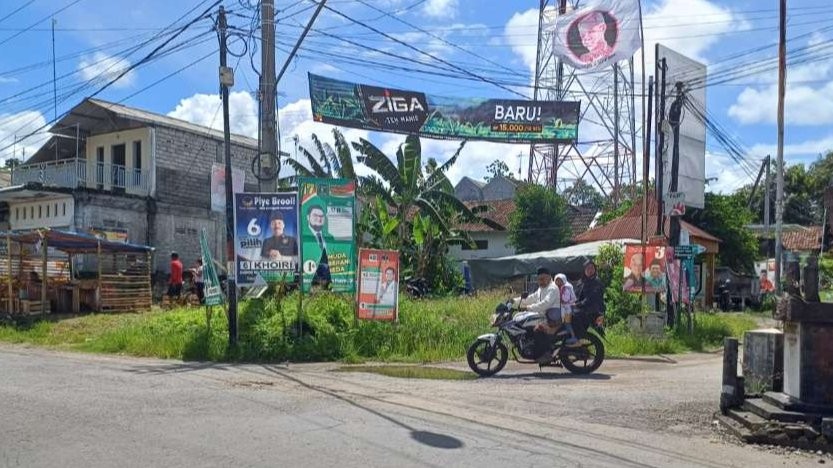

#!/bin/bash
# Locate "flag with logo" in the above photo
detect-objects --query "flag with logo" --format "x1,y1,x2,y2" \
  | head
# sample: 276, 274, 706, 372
199, 230, 223, 306
548, 0, 642, 71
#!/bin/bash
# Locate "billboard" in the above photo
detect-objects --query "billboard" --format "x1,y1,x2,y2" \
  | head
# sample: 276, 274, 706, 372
357, 249, 399, 321
298, 178, 356, 293
309, 73, 580, 143
89, 227, 128, 243
623, 244, 667, 294
658, 44, 706, 209
211, 163, 245, 212
233, 192, 298, 287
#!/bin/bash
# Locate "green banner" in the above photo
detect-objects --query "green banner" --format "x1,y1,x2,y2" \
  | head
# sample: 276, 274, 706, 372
200, 230, 223, 306
298, 178, 357, 293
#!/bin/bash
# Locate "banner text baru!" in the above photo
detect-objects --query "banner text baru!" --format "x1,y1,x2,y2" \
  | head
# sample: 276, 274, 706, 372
299, 178, 356, 293
309, 73, 580, 144
233, 192, 298, 287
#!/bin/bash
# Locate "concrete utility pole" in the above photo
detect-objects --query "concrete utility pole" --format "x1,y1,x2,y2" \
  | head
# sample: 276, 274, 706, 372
259, 0, 277, 191
775, 0, 787, 294
218, 6, 238, 347
764, 155, 771, 244
667, 81, 685, 328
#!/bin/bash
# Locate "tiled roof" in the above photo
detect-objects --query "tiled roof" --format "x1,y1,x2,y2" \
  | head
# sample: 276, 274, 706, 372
568, 206, 598, 238
782, 226, 823, 251
458, 199, 514, 232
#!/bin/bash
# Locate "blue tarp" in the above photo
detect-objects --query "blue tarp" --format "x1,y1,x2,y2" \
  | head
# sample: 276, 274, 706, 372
3, 229, 153, 254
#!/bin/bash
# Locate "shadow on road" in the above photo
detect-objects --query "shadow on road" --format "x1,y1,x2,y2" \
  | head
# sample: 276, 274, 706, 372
124, 361, 240, 375
488, 371, 613, 380
259, 365, 465, 451
607, 355, 678, 364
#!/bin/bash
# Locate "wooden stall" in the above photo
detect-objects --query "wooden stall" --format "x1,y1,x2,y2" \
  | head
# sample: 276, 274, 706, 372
0, 229, 154, 316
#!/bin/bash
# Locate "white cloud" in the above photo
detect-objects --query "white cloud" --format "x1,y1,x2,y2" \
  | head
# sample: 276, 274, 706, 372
0, 76, 18, 84
749, 135, 833, 160
78, 52, 136, 88
0, 110, 49, 163
168, 91, 259, 138
423, 0, 459, 19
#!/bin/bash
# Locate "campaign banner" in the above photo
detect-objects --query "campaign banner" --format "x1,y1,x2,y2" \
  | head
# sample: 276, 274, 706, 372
199, 229, 223, 306
298, 177, 356, 293
233, 192, 298, 287
89, 227, 128, 243
309, 73, 580, 143
211, 163, 245, 212
623, 244, 667, 294
357, 249, 399, 321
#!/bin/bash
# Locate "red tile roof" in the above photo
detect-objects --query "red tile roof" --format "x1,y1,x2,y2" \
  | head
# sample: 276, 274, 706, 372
458, 199, 514, 232
782, 226, 823, 251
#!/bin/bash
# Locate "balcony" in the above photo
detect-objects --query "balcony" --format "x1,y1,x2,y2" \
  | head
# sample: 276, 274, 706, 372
12, 159, 152, 197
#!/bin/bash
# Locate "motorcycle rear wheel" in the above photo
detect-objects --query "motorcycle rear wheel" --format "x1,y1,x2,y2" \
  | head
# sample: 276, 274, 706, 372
466, 339, 508, 377
560, 333, 604, 375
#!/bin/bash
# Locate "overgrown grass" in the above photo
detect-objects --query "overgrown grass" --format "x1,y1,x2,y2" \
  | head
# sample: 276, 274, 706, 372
0, 291, 760, 363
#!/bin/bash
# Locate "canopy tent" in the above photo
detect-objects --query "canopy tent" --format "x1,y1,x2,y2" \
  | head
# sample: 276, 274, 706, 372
467, 239, 638, 289
4, 229, 152, 254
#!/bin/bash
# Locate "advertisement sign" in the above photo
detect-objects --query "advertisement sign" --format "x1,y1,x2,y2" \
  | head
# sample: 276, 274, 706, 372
211, 163, 245, 212
89, 227, 128, 243
666, 247, 690, 305
298, 177, 356, 293
199, 229, 223, 306
233, 192, 298, 287
357, 249, 399, 321
755, 259, 776, 294
309, 73, 580, 143
665, 192, 686, 216
623, 244, 667, 294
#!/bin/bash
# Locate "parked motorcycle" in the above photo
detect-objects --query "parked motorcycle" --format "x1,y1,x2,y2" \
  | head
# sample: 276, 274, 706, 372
466, 299, 605, 377
404, 276, 430, 298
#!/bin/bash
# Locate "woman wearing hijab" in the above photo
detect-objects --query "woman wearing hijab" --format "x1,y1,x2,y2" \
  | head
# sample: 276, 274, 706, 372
555, 273, 578, 346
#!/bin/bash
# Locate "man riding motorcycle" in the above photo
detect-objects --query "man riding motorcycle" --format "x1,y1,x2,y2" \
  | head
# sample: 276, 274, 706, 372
512, 267, 561, 364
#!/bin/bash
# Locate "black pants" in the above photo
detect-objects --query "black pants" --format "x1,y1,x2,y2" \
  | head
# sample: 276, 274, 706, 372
196, 282, 205, 303
533, 329, 551, 358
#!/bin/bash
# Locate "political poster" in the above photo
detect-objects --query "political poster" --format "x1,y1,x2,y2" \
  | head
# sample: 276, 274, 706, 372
357, 249, 399, 321
623, 244, 667, 294
309, 73, 580, 143
211, 163, 245, 212
199, 229, 223, 306
233, 192, 298, 287
298, 177, 356, 293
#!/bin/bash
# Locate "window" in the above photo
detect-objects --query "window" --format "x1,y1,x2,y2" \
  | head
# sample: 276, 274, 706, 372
46, 205, 50, 217
54, 203, 58, 217
15, 208, 19, 221
29, 207, 33, 219
38, 205, 42, 218
133, 141, 142, 170
96, 147, 105, 188
462, 240, 489, 251
62, 203, 66, 217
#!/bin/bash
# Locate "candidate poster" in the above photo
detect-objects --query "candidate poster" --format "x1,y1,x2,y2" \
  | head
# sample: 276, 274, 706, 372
211, 163, 245, 212
357, 249, 399, 321
199, 229, 223, 306
298, 177, 356, 293
309, 73, 579, 143
233, 192, 298, 287
623, 244, 667, 294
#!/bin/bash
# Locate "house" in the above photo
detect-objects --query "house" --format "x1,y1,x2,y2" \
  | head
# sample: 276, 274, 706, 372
454, 175, 518, 202
3, 98, 259, 286
746, 224, 824, 258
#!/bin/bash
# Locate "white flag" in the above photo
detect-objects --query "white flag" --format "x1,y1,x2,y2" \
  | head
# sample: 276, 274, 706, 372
549, 0, 642, 71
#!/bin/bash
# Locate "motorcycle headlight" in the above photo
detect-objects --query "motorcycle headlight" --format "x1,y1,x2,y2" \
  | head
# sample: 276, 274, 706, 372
490, 313, 501, 326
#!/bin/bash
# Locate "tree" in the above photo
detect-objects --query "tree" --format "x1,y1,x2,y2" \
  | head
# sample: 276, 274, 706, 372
508, 184, 571, 254
562, 179, 604, 209
279, 129, 356, 186
684, 192, 758, 272
595, 243, 643, 325
484, 159, 513, 182
4, 158, 21, 169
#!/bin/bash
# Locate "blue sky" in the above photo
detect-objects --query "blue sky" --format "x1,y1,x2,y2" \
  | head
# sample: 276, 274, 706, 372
1, 0, 832, 194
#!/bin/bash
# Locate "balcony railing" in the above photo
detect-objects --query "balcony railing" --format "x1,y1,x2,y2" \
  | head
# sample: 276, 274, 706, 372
12, 159, 151, 196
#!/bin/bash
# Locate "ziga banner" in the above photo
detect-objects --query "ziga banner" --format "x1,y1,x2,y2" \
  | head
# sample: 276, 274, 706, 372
548, 0, 642, 71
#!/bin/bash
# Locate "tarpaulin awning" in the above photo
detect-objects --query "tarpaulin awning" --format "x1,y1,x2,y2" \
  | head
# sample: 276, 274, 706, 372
467, 239, 637, 289
3, 229, 153, 254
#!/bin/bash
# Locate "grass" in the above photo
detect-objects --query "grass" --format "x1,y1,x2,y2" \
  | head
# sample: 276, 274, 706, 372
334, 365, 476, 380
0, 291, 761, 363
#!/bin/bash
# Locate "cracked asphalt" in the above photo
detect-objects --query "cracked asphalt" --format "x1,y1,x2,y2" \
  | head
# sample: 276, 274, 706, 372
0, 344, 827, 467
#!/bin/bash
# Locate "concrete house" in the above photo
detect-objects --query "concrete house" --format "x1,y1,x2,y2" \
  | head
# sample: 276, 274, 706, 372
4, 98, 259, 284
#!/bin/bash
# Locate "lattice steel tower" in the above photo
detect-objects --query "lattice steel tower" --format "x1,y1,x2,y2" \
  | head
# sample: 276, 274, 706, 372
529, 0, 638, 201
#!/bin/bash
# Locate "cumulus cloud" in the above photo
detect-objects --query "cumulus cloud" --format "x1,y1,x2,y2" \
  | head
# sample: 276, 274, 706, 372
168, 91, 259, 138
0, 110, 49, 164
78, 52, 136, 88
423, 0, 459, 19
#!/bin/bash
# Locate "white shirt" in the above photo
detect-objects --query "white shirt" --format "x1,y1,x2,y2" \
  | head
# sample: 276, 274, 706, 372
376, 281, 397, 306
515, 281, 560, 313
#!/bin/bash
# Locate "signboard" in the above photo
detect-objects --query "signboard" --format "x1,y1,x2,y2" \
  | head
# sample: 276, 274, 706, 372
199, 229, 223, 306
665, 192, 685, 216
233, 192, 298, 287
309, 73, 580, 143
298, 178, 356, 293
674, 245, 695, 258
357, 249, 399, 321
211, 163, 245, 212
89, 227, 128, 243
623, 244, 667, 294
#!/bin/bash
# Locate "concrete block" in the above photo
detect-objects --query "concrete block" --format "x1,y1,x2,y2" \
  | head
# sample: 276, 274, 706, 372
743, 328, 784, 395
627, 312, 666, 337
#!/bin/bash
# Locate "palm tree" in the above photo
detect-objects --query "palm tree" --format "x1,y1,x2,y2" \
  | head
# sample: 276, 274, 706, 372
279, 129, 356, 185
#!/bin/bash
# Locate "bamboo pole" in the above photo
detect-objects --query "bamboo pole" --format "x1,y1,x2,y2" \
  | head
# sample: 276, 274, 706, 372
41, 233, 48, 314
97, 240, 102, 313
6, 234, 12, 314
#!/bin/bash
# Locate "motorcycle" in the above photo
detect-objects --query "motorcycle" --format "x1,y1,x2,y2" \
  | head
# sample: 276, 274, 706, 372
404, 276, 430, 298
466, 298, 606, 377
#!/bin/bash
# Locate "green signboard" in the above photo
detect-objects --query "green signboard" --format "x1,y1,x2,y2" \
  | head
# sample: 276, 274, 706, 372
309, 73, 580, 143
199, 229, 223, 306
298, 177, 357, 292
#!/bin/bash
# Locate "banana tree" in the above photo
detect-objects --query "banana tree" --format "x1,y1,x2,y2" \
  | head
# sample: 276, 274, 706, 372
278, 129, 357, 186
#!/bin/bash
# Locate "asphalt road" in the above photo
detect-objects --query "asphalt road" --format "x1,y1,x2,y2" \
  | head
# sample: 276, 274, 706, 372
0, 345, 827, 468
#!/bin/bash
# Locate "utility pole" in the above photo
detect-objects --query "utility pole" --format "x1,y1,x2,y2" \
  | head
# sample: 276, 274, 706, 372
655, 54, 667, 239
259, 0, 277, 191
764, 155, 771, 250
775, 0, 787, 295
218, 6, 238, 347
52, 18, 58, 162
667, 81, 685, 328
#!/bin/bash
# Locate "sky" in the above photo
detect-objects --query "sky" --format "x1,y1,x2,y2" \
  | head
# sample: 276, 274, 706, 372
1, 0, 832, 196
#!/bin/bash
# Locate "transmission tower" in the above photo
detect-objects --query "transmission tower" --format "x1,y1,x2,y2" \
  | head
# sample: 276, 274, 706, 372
529, 0, 638, 202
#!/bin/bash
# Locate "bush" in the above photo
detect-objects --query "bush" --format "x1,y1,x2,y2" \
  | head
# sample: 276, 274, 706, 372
595, 243, 643, 325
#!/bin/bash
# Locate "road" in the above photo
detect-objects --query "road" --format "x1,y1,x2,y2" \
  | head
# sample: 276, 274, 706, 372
0, 345, 827, 468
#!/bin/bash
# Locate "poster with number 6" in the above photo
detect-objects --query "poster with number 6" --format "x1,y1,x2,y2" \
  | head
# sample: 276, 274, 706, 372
233, 192, 298, 287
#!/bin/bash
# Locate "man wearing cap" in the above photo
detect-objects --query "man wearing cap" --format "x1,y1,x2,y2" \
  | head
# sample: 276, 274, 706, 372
512, 267, 561, 363
260, 211, 298, 261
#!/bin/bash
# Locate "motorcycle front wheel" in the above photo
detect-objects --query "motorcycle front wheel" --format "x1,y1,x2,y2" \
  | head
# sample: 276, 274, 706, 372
466, 339, 508, 377
560, 332, 605, 375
